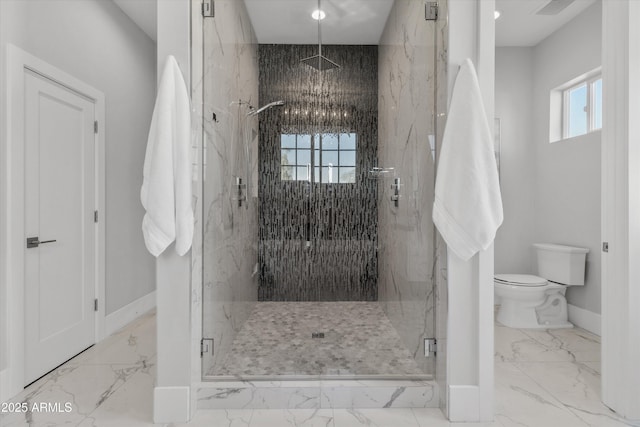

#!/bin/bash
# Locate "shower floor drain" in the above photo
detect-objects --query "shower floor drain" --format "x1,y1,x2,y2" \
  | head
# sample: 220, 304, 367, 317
311, 332, 325, 339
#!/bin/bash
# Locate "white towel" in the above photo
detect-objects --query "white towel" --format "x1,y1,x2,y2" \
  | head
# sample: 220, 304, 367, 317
141, 55, 194, 257
433, 59, 503, 261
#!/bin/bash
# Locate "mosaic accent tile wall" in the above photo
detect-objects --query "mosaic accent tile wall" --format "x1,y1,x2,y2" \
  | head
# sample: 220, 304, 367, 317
257, 45, 379, 301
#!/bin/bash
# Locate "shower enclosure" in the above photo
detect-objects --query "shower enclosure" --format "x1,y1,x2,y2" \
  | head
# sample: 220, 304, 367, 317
196, 0, 448, 385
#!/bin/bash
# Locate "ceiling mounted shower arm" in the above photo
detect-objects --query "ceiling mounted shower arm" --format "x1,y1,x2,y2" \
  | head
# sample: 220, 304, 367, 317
317, 0, 322, 66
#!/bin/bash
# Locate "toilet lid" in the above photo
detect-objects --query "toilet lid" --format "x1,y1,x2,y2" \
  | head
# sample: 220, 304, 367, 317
495, 274, 547, 287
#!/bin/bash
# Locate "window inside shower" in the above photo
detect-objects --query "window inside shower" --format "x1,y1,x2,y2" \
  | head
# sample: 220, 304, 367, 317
281, 132, 357, 183
196, 0, 448, 382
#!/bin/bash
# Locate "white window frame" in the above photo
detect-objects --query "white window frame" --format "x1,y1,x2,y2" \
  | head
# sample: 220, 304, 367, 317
562, 73, 602, 139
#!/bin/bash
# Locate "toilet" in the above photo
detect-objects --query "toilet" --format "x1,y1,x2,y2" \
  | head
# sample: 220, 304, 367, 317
495, 243, 589, 329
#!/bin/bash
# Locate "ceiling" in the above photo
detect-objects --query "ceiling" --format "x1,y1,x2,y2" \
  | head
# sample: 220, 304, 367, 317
243, 0, 394, 45
495, 0, 597, 47
113, 0, 157, 42
114, 0, 597, 48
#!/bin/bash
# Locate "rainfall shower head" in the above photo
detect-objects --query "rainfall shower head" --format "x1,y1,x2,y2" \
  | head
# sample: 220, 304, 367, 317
300, 55, 340, 72
300, 0, 340, 71
247, 100, 285, 116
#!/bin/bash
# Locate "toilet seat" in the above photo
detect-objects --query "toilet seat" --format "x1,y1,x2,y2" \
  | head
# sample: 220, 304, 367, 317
495, 274, 547, 287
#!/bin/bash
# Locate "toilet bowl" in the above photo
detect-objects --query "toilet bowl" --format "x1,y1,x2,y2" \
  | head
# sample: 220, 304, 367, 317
495, 243, 589, 329
494, 274, 572, 329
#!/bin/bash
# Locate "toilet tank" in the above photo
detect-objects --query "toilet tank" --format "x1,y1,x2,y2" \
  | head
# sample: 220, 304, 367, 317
533, 243, 589, 286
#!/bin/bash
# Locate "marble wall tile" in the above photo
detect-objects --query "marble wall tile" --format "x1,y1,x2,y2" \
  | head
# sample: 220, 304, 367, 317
197, 379, 438, 410
201, 0, 260, 377
377, 0, 443, 376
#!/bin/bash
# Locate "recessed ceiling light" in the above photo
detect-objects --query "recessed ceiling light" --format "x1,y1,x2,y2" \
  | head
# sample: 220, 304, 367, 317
494, 10, 501, 20
311, 9, 326, 20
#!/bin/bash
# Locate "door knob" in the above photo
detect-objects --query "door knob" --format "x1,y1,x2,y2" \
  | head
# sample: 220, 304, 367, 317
26, 237, 57, 248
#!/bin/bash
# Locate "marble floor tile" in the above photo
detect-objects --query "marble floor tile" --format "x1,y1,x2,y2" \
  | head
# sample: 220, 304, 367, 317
494, 326, 575, 363
175, 409, 253, 427
413, 408, 503, 427
519, 328, 600, 362
514, 362, 638, 426
249, 409, 335, 427
4, 308, 630, 427
493, 362, 588, 426
332, 408, 420, 427
70, 311, 157, 366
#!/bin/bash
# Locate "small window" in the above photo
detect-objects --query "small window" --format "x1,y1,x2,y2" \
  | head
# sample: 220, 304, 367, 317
563, 75, 602, 139
280, 132, 357, 183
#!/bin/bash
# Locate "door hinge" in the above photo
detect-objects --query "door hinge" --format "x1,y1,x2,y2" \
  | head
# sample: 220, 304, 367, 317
424, 338, 437, 357
94, 299, 98, 312
94, 210, 99, 223
425, 2, 438, 21
202, 0, 214, 17
94, 120, 98, 134
603, 242, 609, 252
201, 338, 214, 357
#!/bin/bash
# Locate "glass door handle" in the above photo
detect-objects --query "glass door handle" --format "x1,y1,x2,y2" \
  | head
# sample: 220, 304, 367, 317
26, 237, 57, 248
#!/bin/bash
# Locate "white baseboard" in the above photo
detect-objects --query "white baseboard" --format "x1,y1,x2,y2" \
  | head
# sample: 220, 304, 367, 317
154, 386, 191, 423
568, 304, 601, 336
105, 291, 156, 337
447, 385, 480, 422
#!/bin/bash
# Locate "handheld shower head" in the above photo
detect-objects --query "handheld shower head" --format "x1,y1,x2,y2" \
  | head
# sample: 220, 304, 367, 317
247, 100, 285, 116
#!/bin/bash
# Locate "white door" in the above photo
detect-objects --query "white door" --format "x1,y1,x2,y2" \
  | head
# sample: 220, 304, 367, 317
24, 69, 96, 385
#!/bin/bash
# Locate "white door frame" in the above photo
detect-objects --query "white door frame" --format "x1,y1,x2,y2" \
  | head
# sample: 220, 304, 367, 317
1, 44, 106, 401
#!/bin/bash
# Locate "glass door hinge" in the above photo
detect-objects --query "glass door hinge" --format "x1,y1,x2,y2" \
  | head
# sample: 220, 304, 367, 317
425, 2, 438, 21
424, 338, 437, 357
202, 0, 214, 17
201, 338, 214, 357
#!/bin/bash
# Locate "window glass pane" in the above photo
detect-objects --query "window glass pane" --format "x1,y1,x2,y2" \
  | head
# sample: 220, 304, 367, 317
339, 167, 356, 183
296, 166, 309, 181
298, 134, 311, 149
322, 133, 339, 150
314, 167, 321, 183
321, 150, 339, 166
314, 149, 320, 166
340, 133, 356, 149
281, 134, 296, 148
281, 166, 295, 181
321, 166, 331, 183
593, 78, 602, 130
281, 149, 295, 166
340, 150, 356, 166
568, 83, 588, 137
297, 149, 311, 165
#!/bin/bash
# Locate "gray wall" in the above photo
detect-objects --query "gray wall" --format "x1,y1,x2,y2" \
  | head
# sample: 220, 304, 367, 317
495, 2, 602, 314
494, 48, 537, 275
533, 2, 601, 314
1, 0, 157, 315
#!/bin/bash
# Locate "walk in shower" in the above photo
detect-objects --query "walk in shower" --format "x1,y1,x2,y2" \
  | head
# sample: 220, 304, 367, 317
195, 0, 448, 387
